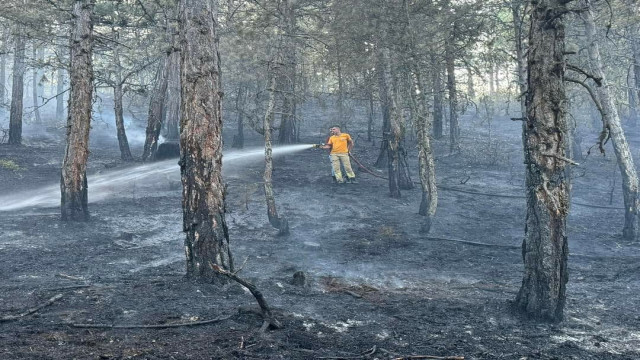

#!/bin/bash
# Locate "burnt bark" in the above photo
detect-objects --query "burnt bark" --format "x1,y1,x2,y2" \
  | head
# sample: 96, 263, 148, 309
179, 0, 234, 281
377, 43, 401, 198
432, 54, 444, 139
277, 0, 297, 144
56, 66, 66, 122
9, 24, 26, 145
32, 45, 42, 124
0, 31, 6, 106
581, 2, 639, 240
164, 41, 180, 141
231, 84, 245, 149
264, 72, 289, 235
515, 0, 570, 322
113, 43, 133, 161
142, 54, 170, 161
404, 1, 437, 233
446, 41, 459, 153
633, 39, 640, 109
60, 0, 94, 221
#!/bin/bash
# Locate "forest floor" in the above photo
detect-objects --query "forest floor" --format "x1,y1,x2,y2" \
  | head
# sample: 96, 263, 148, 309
0, 113, 639, 360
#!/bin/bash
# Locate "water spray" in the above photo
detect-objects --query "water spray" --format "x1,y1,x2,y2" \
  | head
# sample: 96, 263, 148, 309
0, 144, 316, 212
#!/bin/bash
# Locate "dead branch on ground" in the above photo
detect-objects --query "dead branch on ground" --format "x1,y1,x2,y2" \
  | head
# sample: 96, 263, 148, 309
0, 294, 63, 322
209, 262, 282, 331
70, 315, 232, 329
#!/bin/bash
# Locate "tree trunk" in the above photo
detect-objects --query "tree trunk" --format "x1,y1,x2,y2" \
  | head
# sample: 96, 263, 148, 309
374, 44, 391, 169
412, 69, 437, 233
8, 24, 26, 145
378, 44, 401, 198
0, 34, 6, 106
164, 49, 180, 141
264, 72, 289, 235
179, 0, 234, 281
32, 45, 42, 124
467, 67, 475, 100
60, 0, 94, 221
56, 67, 66, 122
367, 79, 374, 142
432, 54, 444, 139
231, 84, 245, 149
404, 0, 436, 232
142, 55, 170, 161
336, 40, 344, 126
511, 0, 526, 119
632, 39, 640, 126
277, 0, 297, 144
446, 41, 459, 153
113, 44, 133, 161
581, 2, 639, 240
515, 0, 570, 322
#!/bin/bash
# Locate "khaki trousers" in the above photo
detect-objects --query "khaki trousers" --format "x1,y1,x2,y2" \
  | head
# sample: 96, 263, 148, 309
330, 153, 355, 182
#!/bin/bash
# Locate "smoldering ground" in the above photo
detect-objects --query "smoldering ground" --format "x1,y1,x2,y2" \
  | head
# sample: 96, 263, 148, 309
1, 105, 639, 359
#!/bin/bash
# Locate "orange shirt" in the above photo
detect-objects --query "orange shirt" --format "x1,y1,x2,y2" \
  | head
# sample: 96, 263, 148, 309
327, 133, 352, 154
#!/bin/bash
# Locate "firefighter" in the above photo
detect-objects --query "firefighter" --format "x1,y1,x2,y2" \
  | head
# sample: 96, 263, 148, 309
320, 126, 357, 184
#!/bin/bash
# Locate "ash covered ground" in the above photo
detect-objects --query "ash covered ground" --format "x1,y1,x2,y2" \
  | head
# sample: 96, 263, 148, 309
1, 110, 639, 359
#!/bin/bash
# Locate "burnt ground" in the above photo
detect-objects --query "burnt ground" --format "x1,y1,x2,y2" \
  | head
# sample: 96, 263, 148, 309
1, 112, 639, 360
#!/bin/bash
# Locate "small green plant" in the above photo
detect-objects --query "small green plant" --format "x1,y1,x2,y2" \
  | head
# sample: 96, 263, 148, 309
0, 159, 23, 171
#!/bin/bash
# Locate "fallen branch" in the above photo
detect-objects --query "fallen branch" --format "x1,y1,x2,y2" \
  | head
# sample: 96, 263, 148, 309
318, 345, 378, 359
70, 315, 231, 329
393, 355, 464, 360
209, 262, 282, 331
0, 294, 63, 322
426, 236, 520, 249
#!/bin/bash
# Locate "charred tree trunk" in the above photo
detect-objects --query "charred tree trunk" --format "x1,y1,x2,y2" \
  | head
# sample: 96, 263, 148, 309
515, 0, 570, 322
511, 0, 526, 119
60, 0, 94, 221
164, 49, 180, 141
232, 84, 245, 149
581, 2, 639, 240
374, 45, 391, 169
367, 78, 374, 142
432, 54, 444, 139
336, 40, 344, 126
632, 40, 640, 126
467, 67, 475, 100
9, 25, 26, 145
405, 0, 436, 232
0, 31, 6, 106
56, 68, 66, 122
113, 44, 133, 161
277, 0, 297, 144
412, 69, 438, 233
142, 55, 170, 161
446, 41, 459, 153
179, 0, 234, 281
32, 45, 42, 124
378, 44, 401, 198
0, 51, 5, 106
264, 72, 289, 235
56, 33, 66, 122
